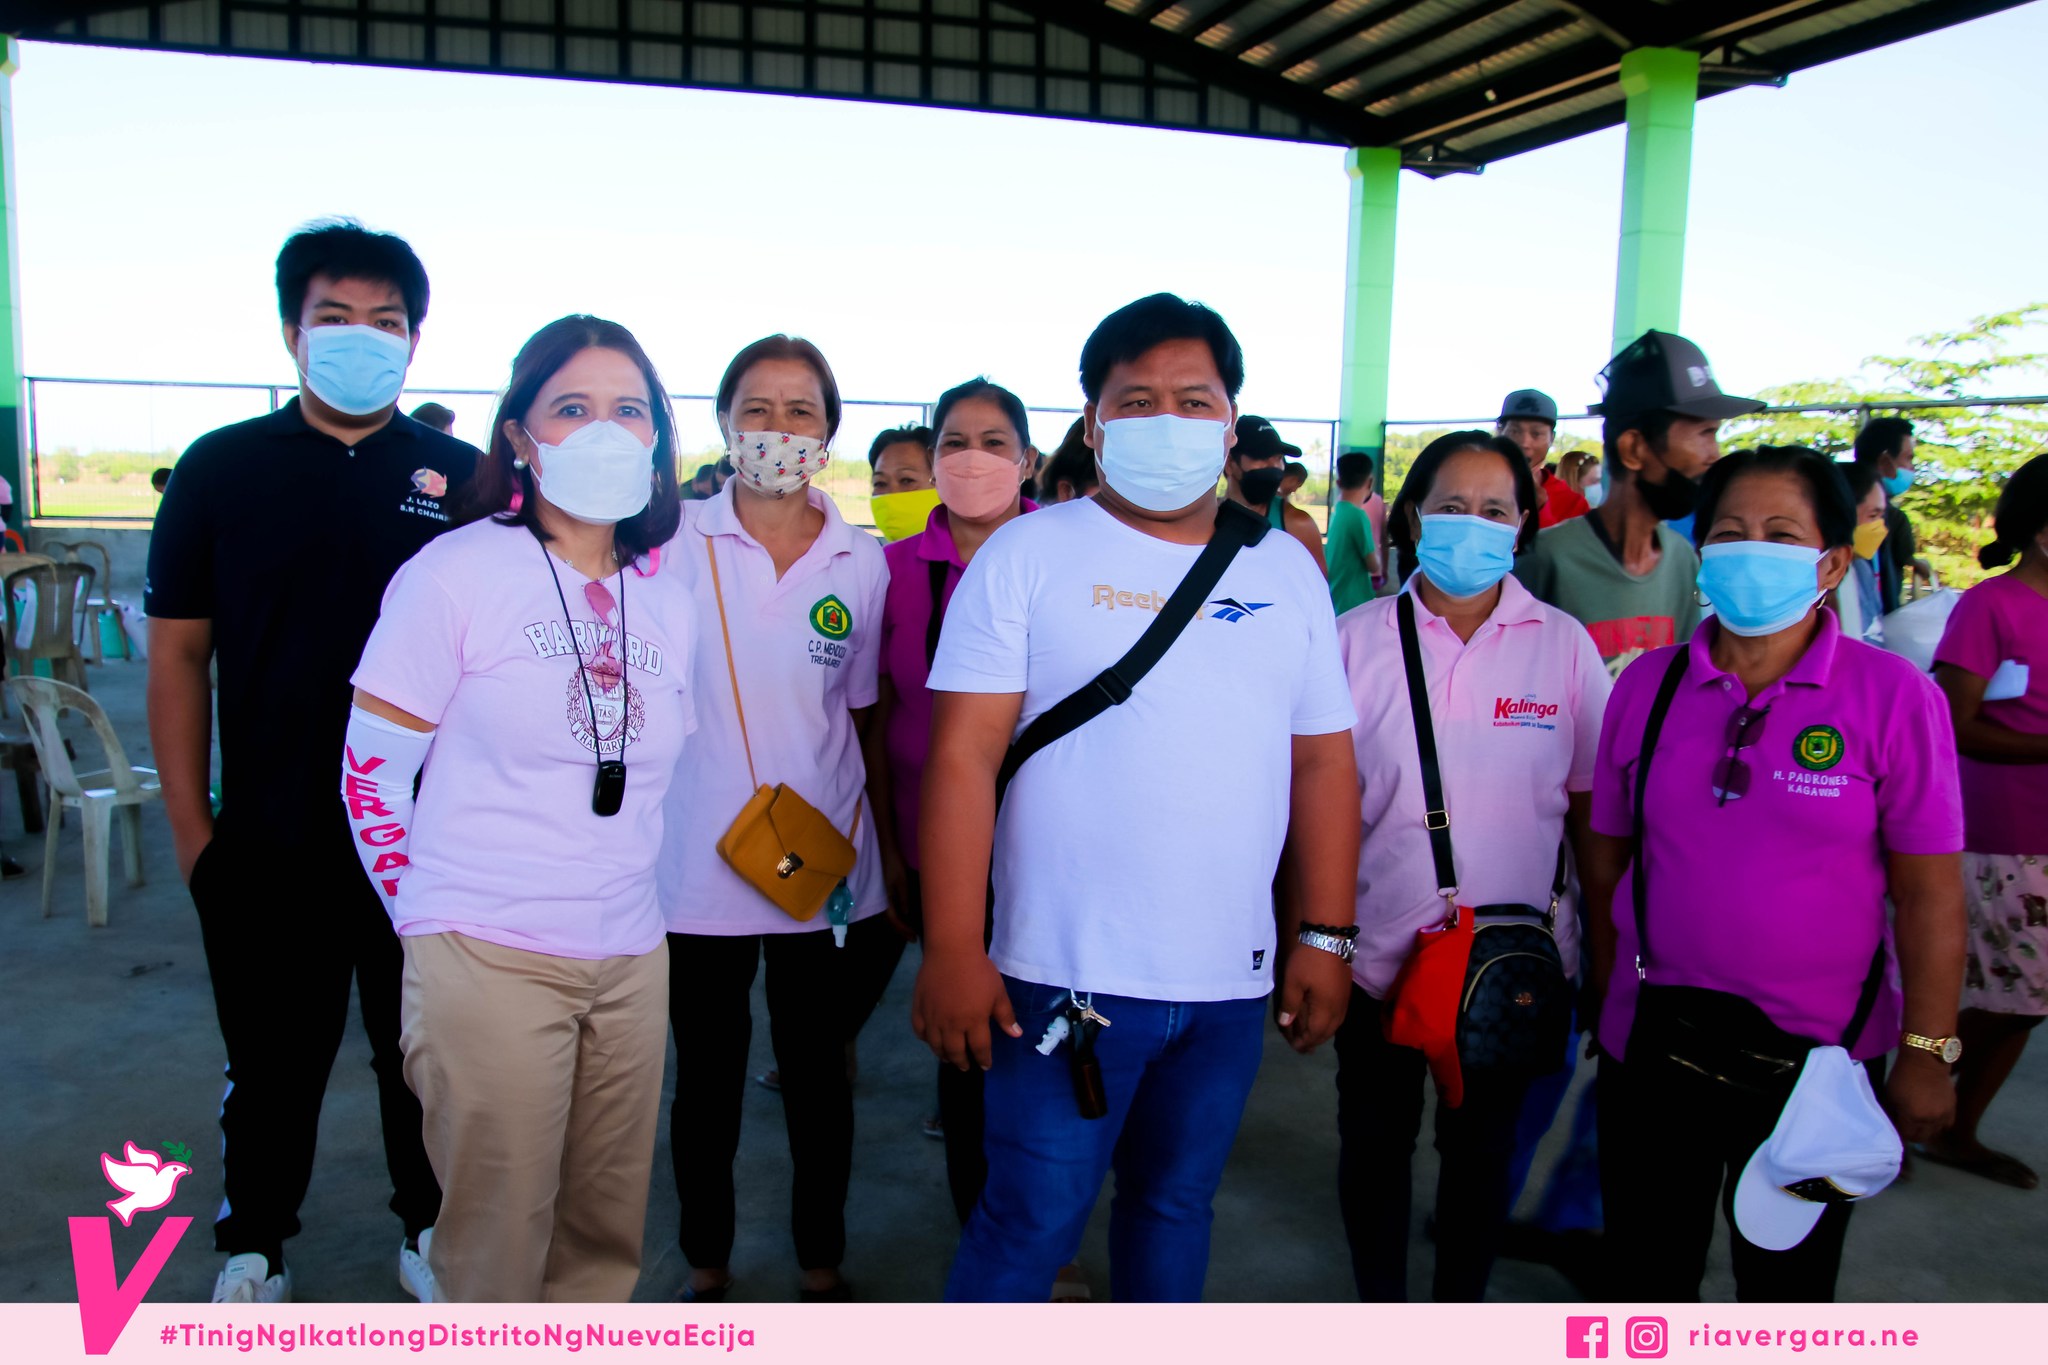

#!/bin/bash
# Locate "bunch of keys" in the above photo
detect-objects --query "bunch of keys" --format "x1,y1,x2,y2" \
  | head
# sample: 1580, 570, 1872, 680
1031, 991, 1111, 1120
825, 880, 854, 948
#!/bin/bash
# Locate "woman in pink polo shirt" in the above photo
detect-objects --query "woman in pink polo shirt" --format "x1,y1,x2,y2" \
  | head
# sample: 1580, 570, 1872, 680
1583, 445, 1965, 1302
343, 315, 694, 1302
1928, 455, 2048, 1190
1334, 431, 1609, 1301
655, 335, 896, 1303
874, 376, 1036, 1217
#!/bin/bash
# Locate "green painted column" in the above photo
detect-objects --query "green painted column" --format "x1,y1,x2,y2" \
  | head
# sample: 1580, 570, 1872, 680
0, 38, 23, 529
1611, 47, 1699, 359
1339, 147, 1400, 475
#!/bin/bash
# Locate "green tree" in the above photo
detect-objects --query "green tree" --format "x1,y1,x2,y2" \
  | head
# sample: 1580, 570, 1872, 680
1722, 304, 2048, 587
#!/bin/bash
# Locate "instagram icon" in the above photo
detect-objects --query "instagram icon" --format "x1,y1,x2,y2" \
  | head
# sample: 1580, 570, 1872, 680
1625, 1316, 1669, 1359
1565, 1316, 1608, 1358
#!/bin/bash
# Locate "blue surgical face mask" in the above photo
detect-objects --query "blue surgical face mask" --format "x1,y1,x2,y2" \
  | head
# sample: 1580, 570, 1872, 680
1698, 541, 1824, 637
298, 323, 412, 417
1414, 513, 1520, 600
1879, 467, 1914, 498
1095, 413, 1228, 513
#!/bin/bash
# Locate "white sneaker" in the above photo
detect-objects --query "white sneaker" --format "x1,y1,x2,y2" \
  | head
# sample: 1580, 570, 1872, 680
399, 1228, 444, 1304
211, 1254, 292, 1304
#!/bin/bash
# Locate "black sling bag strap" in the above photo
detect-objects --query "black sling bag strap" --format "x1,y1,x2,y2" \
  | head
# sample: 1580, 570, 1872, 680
1629, 647, 1885, 1052
925, 557, 950, 672
994, 499, 1268, 807
1396, 591, 1459, 910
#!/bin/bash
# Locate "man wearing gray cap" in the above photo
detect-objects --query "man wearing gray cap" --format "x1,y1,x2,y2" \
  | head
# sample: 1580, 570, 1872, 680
1516, 330, 1764, 678
1498, 389, 1588, 529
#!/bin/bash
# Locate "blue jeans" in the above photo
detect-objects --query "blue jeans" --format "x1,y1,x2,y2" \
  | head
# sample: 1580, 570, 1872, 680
943, 977, 1267, 1303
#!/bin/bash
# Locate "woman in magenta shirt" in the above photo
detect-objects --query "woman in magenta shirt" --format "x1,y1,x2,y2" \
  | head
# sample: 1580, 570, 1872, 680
1929, 454, 2048, 1190
345, 316, 692, 1302
875, 377, 1035, 1221
1335, 431, 1608, 1301
1582, 445, 1965, 1302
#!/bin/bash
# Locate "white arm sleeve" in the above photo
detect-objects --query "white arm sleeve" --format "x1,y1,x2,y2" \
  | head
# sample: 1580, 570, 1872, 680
343, 704, 434, 920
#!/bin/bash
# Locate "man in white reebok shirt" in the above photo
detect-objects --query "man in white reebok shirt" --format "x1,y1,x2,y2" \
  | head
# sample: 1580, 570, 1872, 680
914, 293, 1360, 1301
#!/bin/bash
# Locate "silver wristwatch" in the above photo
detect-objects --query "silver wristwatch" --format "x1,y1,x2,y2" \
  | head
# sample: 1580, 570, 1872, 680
1297, 928, 1356, 963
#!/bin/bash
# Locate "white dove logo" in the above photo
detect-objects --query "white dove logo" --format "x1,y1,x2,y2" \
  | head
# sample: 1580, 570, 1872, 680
100, 1142, 191, 1227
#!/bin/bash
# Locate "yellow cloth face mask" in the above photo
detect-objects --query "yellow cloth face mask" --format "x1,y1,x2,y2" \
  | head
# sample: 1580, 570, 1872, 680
1852, 520, 1888, 561
871, 487, 942, 542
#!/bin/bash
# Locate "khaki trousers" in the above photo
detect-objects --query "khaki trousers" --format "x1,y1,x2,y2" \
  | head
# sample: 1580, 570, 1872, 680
400, 931, 668, 1302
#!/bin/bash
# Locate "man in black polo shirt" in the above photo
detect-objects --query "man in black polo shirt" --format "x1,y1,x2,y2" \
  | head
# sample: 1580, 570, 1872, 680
146, 220, 474, 1305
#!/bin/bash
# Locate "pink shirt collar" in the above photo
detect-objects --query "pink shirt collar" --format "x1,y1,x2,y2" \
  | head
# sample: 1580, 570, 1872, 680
912, 498, 1041, 567
693, 477, 861, 559
1684, 608, 1842, 699
1392, 571, 1548, 637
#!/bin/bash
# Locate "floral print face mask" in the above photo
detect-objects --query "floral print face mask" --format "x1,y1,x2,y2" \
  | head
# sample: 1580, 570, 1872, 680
727, 430, 829, 499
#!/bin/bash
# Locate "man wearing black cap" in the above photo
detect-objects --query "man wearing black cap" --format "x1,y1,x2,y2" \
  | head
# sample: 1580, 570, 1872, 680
1498, 388, 1588, 529
1517, 330, 1763, 678
1227, 415, 1328, 575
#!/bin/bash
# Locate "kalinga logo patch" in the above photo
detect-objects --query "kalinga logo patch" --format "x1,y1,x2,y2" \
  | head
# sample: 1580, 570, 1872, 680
1492, 695, 1561, 730
1794, 724, 1845, 771
810, 594, 852, 640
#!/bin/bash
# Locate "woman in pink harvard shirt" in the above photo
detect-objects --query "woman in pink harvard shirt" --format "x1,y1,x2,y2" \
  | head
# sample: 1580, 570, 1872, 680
1582, 445, 1965, 1302
342, 316, 695, 1302
1333, 430, 1609, 1302
1929, 454, 2048, 1190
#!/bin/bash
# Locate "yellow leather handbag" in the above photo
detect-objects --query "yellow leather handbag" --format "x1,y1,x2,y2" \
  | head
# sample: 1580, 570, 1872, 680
705, 536, 860, 921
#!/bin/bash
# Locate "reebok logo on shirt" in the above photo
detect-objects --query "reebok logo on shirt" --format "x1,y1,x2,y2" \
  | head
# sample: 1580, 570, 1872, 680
1087, 586, 1268, 622
1207, 598, 1270, 623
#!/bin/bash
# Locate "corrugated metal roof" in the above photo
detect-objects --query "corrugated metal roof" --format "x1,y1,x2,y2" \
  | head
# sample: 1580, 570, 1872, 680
3, 0, 2028, 173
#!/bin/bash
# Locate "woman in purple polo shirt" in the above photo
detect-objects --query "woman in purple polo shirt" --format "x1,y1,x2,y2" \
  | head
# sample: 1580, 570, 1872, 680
1928, 455, 2048, 1190
874, 376, 1035, 1222
1583, 445, 1965, 1302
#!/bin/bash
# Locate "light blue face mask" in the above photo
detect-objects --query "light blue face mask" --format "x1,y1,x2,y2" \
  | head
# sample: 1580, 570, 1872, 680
1697, 541, 1824, 637
1095, 413, 1229, 512
1414, 513, 1520, 600
1879, 467, 1914, 499
299, 323, 412, 417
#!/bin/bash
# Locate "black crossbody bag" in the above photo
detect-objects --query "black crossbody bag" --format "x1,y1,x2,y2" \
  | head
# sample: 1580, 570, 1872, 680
1624, 649, 1886, 1098
1396, 593, 1572, 1077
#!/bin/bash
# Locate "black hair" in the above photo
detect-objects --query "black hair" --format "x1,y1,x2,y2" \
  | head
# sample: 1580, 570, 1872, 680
932, 378, 1031, 451
1981, 453, 2048, 569
692, 463, 717, 482
1283, 460, 1308, 483
1387, 430, 1539, 564
1841, 461, 1883, 507
275, 218, 429, 328
1852, 416, 1914, 468
1041, 416, 1100, 500
1600, 410, 1680, 483
1692, 444, 1855, 551
716, 334, 843, 439
868, 423, 934, 466
409, 401, 455, 432
1078, 293, 1244, 402
151, 467, 172, 493
458, 315, 683, 564
1336, 452, 1372, 490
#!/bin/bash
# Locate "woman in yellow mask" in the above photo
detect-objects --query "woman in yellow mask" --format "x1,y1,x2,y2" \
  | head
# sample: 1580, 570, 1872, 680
1835, 463, 1890, 645
869, 424, 939, 541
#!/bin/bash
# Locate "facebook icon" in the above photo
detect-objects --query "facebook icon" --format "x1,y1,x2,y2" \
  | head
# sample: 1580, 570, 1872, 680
1566, 1316, 1609, 1358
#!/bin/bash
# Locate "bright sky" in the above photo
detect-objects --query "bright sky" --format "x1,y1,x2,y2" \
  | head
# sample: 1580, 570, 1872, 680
12, 1, 2048, 461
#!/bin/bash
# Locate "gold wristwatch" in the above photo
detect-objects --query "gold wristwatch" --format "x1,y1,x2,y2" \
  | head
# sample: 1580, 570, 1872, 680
1901, 1031, 1962, 1064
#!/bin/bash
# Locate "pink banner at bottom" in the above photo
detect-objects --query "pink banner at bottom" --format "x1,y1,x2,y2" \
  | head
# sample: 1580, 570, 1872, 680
0, 1300, 2030, 1365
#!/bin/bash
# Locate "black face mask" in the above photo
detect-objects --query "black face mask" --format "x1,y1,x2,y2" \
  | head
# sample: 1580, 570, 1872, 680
1240, 466, 1286, 506
1636, 458, 1700, 521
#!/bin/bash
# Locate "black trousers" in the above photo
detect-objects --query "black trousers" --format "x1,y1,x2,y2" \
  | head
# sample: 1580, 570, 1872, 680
666, 914, 905, 1270
1335, 985, 1533, 1302
1597, 1051, 1862, 1302
188, 810, 441, 1256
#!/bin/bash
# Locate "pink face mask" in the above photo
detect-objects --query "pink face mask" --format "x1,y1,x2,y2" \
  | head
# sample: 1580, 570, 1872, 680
934, 448, 1021, 521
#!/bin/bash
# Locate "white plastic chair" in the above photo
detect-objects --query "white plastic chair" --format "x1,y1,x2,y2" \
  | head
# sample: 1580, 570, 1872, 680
3, 676, 160, 926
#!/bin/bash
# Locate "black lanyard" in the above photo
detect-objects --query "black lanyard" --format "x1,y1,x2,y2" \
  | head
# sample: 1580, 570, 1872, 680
536, 533, 629, 817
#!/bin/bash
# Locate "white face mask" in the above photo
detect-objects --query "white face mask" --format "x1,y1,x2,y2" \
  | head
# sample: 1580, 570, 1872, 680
727, 429, 830, 499
1095, 413, 1229, 513
527, 420, 655, 525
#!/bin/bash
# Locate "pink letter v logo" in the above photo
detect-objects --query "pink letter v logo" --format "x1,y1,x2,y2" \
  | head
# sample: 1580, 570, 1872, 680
70, 1215, 192, 1355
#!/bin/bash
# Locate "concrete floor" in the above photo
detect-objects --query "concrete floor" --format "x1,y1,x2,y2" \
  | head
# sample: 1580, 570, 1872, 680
3, 659, 2044, 1304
